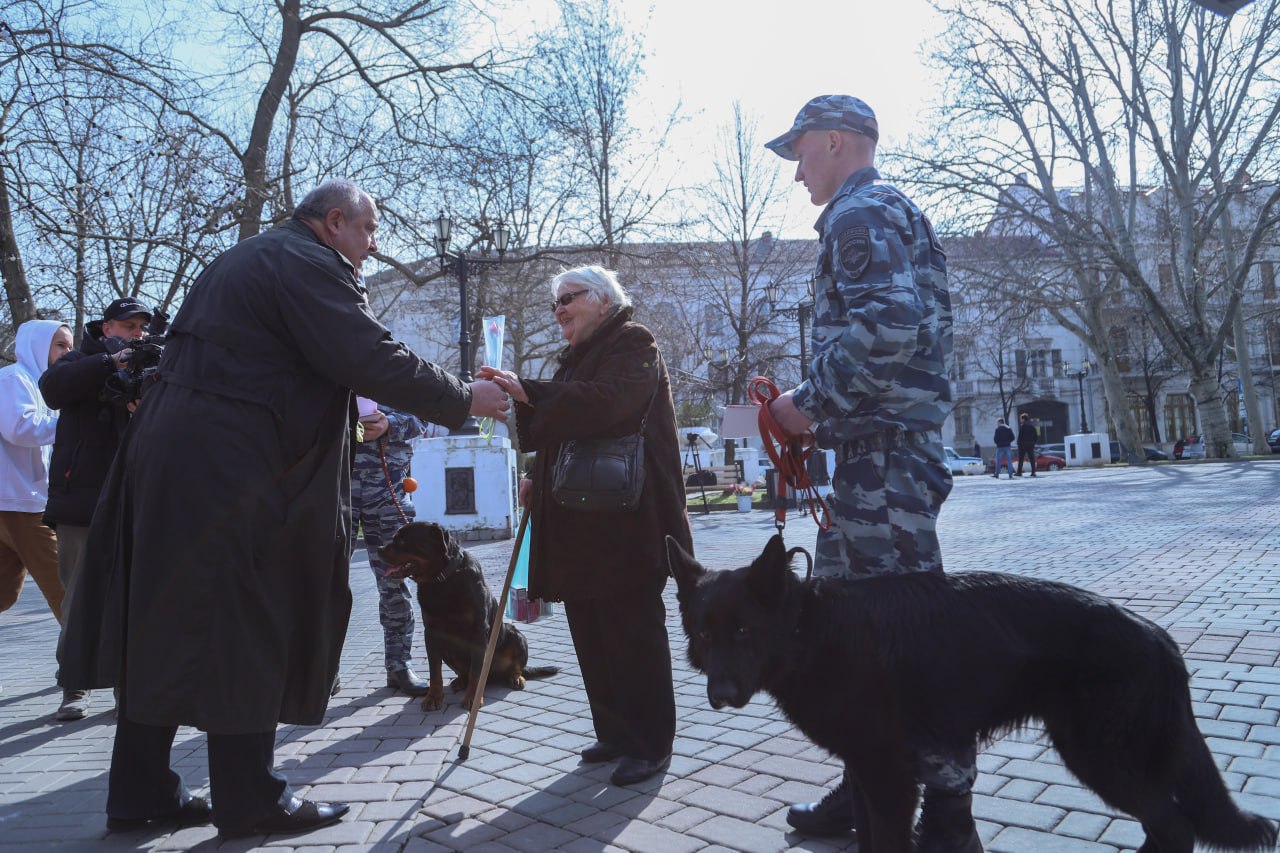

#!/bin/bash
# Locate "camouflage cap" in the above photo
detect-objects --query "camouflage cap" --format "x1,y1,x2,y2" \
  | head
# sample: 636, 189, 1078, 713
764, 95, 879, 161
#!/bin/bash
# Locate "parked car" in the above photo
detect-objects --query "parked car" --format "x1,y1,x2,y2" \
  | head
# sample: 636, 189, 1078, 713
1270, 428, 1280, 454
943, 446, 985, 476
984, 450, 1066, 474
1108, 441, 1170, 463
1174, 433, 1251, 459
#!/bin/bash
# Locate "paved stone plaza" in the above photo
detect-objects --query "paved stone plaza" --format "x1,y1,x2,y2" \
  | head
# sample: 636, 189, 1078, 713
1, 460, 1278, 851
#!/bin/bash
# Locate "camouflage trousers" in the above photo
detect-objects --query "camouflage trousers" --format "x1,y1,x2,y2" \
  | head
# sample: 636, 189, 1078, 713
813, 430, 952, 579
815, 430, 975, 794
354, 492, 416, 673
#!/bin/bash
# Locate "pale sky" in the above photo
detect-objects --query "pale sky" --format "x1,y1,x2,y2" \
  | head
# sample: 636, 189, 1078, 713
510, 0, 947, 238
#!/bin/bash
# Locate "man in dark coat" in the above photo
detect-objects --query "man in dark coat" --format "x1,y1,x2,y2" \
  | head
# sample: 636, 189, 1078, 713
59, 179, 510, 839
1015, 412, 1039, 477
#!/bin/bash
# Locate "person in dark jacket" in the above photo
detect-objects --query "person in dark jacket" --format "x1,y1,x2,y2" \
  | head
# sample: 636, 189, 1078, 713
1016, 412, 1039, 477
992, 418, 1015, 479
59, 180, 511, 839
40, 297, 151, 721
479, 265, 692, 788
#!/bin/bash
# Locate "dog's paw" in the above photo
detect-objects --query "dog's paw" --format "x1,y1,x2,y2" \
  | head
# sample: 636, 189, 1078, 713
421, 686, 444, 712
449, 677, 467, 693
510, 675, 526, 690
462, 690, 484, 711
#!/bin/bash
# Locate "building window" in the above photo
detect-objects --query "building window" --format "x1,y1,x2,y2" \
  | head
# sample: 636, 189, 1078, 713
1262, 261, 1276, 301
953, 403, 973, 441
1016, 348, 1062, 379
1109, 326, 1131, 373
1164, 393, 1195, 443
1128, 395, 1155, 443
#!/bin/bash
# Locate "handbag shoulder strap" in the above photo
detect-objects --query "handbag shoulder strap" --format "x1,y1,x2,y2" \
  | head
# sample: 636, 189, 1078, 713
637, 354, 663, 432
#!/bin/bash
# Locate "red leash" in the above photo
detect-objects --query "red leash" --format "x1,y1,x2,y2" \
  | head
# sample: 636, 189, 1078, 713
377, 440, 411, 526
747, 376, 831, 532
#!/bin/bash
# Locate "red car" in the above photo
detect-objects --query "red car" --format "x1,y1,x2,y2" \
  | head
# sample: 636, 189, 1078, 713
984, 451, 1066, 474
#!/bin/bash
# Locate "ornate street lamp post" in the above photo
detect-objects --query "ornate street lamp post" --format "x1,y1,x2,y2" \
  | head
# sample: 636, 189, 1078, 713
432, 213, 511, 435
1067, 362, 1090, 433
765, 276, 817, 380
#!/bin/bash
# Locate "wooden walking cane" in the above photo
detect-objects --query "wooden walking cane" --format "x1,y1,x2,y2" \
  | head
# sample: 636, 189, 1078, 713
457, 505, 529, 761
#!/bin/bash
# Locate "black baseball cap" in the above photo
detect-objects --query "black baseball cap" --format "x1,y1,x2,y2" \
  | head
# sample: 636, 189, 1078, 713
102, 298, 151, 323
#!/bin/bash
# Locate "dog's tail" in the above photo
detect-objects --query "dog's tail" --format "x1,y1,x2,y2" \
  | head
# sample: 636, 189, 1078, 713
1178, 716, 1278, 851
521, 665, 560, 680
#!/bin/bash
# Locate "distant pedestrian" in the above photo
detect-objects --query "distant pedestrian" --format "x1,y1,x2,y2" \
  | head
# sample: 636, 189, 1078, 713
1016, 413, 1039, 477
992, 418, 1015, 479
972, 440, 981, 459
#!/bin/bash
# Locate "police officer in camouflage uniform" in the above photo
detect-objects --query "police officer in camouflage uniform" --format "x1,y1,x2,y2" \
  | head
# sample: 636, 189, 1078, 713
353, 404, 430, 696
764, 95, 980, 852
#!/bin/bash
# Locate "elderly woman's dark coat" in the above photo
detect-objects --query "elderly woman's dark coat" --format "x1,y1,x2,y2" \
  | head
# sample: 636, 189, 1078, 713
515, 308, 692, 603
58, 219, 472, 734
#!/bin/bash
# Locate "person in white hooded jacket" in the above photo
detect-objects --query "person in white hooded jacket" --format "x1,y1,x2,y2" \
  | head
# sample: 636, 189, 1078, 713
0, 319, 72, 619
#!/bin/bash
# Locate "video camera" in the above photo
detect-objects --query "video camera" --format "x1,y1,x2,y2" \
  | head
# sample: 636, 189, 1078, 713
101, 307, 169, 406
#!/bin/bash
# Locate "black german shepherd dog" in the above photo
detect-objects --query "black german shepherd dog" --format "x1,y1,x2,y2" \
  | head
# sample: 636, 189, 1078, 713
667, 535, 1277, 853
380, 522, 558, 712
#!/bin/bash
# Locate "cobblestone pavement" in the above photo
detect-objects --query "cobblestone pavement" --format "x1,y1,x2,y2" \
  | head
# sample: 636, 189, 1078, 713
1, 460, 1278, 852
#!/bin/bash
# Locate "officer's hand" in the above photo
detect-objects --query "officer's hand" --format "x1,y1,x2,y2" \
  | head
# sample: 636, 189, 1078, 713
111, 349, 132, 368
518, 477, 532, 507
769, 391, 816, 438
360, 411, 389, 441
468, 379, 511, 422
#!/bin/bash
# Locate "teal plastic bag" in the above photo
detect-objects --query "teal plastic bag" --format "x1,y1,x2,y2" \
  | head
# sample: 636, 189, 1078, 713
507, 520, 539, 622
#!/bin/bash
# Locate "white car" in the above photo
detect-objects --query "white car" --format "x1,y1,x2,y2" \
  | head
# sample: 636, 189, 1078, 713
943, 446, 985, 476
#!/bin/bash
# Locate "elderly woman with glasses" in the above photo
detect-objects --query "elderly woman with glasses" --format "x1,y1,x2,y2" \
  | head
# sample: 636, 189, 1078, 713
479, 265, 691, 786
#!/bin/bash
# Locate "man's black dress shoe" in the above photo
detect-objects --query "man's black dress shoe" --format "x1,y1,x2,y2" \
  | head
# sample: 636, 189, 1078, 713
107, 796, 213, 832
580, 741, 624, 763
386, 667, 431, 696
609, 753, 671, 786
786, 778, 856, 837
219, 796, 350, 839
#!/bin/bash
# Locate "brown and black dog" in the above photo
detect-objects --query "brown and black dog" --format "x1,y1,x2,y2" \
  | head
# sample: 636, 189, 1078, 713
380, 521, 558, 711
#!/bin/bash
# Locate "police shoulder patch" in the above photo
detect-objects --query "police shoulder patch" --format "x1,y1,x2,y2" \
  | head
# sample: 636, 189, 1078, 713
837, 225, 871, 280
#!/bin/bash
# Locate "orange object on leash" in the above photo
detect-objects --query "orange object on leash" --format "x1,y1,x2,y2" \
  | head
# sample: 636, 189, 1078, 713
402, 476, 418, 494
747, 376, 831, 532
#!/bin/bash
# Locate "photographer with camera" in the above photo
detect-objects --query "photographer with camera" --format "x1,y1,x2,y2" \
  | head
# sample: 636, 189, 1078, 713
39, 298, 155, 721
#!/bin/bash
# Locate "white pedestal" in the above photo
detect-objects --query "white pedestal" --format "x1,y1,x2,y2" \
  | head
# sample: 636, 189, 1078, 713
410, 434, 518, 540
1065, 432, 1109, 468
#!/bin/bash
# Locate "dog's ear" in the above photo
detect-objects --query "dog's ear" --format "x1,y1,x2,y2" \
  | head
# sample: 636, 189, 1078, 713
746, 534, 791, 600
666, 535, 703, 593
430, 524, 460, 562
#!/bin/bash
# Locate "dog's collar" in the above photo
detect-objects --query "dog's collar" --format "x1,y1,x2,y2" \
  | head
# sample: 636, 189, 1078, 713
422, 553, 465, 584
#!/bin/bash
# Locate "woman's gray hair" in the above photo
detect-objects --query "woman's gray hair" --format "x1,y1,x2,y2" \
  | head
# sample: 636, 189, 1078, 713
551, 265, 632, 311
293, 179, 372, 222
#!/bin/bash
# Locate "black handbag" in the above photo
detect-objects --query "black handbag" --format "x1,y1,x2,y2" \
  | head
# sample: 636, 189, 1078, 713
551, 365, 661, 512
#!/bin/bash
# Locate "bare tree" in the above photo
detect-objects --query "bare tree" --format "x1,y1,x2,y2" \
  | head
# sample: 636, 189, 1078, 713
537, 0, 684, 261
909, 0, 1280, 458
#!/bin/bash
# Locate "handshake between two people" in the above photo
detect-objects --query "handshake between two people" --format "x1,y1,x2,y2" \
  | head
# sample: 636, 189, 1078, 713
468, 369, 521, 422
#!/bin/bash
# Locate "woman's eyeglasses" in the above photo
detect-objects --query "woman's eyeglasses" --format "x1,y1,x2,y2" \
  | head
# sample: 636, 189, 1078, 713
552, 289, 590, 311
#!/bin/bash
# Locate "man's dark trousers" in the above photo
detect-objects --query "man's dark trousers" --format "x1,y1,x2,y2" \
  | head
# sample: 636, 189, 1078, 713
108, 715, 288, 831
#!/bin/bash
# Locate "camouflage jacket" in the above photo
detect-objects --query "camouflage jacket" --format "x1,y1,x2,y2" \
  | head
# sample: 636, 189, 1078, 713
792, 166, 953, 445
352, 407, 428, 497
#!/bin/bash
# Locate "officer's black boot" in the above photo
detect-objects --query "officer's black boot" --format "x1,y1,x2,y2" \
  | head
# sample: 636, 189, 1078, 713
785, 777, 855, 837
915, 790, 983, 853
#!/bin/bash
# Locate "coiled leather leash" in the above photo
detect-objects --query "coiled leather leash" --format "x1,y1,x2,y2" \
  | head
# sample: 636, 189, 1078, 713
747, 376, 831, 534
